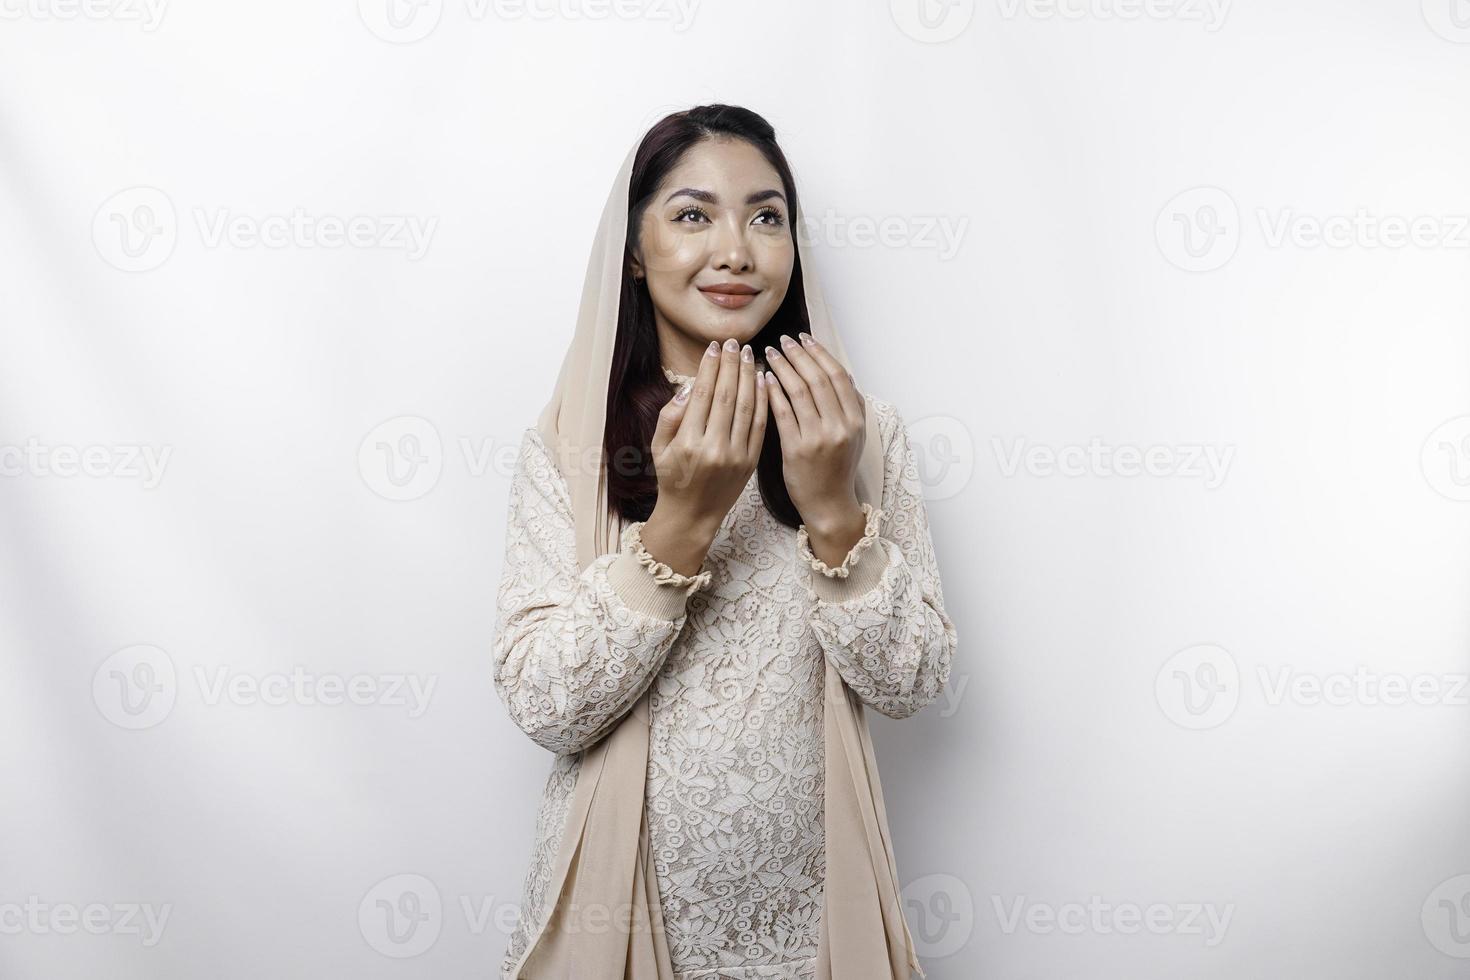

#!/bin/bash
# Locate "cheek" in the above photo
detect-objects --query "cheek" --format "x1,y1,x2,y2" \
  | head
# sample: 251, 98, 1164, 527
758, 242, 795, 301
641, 227, 704, 278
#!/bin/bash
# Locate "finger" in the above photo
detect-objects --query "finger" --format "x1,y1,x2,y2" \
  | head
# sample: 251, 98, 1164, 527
705, 337, 740, 444
773, 334, 843, 423
732, 343, 757, 447
763, 366, 801, 448
763, 341, 816, 434
745, 362, 769, 459
680, 340, 722, 437
652, 376, 692, 453
793, 332, 863, 425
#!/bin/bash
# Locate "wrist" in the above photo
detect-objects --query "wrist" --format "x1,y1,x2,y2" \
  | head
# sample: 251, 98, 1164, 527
647, 500, 723, 541
801, 495, 865, 540
801, 497, 867, 564
640, 503, 719, 576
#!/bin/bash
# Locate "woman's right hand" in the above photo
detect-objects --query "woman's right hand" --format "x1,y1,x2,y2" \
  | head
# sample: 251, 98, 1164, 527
648, 337, 768, 543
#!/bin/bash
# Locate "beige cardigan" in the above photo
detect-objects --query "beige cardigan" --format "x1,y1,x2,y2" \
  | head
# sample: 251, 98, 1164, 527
493, 381, 957, 978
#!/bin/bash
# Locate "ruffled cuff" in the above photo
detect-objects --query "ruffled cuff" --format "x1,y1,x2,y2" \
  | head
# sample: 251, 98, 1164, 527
796, 502, 889, 601
604, 520, 714, 620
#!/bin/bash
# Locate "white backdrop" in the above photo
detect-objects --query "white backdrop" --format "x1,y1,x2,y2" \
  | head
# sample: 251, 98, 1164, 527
2, 1, 1468, 977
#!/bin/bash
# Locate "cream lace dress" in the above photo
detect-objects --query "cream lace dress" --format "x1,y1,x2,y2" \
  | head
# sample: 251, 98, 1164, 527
494, 367, 957, 980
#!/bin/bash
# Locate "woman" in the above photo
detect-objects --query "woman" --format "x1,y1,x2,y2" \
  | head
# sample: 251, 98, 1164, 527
493, 104, 957, 980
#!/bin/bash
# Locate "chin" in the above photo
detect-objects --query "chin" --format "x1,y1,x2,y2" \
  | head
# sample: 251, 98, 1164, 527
713, 321, 769, 345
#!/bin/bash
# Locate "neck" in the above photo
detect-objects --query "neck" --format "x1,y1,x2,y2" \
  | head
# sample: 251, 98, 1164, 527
657, 327, 710, 380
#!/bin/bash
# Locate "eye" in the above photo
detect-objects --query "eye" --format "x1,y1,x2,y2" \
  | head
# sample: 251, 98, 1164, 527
753, 206, 785, 227
673, 205, 709, 223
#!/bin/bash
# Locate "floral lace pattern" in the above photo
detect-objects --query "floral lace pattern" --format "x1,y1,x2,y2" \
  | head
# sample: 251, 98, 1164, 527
493, 394, 957, 979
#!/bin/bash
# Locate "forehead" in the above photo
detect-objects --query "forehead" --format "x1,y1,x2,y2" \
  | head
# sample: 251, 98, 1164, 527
660, 137, 782, 196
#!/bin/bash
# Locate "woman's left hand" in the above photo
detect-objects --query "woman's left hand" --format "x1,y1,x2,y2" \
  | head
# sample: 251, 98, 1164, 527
762, 332, 868, 536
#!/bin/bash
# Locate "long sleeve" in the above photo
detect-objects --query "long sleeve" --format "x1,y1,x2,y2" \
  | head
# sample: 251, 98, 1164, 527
796, 400, 958, 719
491, 427, 714, 755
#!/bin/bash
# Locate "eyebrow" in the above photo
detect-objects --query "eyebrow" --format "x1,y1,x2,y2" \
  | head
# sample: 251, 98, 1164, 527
664, 187, 787, 207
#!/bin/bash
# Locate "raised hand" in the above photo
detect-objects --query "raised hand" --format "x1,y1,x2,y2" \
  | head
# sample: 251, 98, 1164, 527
761, 331, 868, 547
639, 338, 768, 574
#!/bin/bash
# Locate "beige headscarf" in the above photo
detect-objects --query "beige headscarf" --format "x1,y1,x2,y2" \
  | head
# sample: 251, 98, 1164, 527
512, 122, 924, 980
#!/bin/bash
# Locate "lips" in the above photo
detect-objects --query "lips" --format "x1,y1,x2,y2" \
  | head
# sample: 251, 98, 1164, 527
699, 283, 760, 309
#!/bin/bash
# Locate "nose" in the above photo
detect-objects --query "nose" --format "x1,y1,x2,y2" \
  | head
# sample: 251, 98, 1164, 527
710, 214, 753, 273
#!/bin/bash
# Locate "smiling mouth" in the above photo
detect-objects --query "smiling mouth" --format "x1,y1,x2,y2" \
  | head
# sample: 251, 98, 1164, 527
698, 287, 760, 309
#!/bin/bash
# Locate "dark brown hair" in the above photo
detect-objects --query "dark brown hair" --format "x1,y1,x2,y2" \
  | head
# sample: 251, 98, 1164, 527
604, 104, 811, 530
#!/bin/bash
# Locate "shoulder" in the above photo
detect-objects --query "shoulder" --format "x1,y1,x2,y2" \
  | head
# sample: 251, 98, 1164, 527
511, 426, 572, 509
517, 425, 552, 467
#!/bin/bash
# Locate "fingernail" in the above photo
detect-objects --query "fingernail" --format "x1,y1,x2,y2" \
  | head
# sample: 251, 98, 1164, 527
764, 345, 780, 359
780, 334, 796, 349
741, 344, 753, 363
706, 341, 719, 356
674, 382, 691, 402
724, 337, 738, 352
799, 332, 814, 346
756, 371, 765, 387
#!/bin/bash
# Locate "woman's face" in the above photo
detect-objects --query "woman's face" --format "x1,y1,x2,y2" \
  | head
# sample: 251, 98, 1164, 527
630, 137, 794, 361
